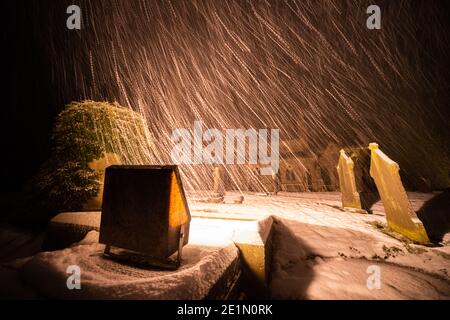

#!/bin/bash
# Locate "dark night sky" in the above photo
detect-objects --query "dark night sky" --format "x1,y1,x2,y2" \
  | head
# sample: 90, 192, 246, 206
2, 0, 450, 192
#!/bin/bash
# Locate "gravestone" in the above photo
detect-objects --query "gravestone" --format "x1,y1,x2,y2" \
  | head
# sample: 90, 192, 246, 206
369, 143, 430, 244
337, 149, 362, 210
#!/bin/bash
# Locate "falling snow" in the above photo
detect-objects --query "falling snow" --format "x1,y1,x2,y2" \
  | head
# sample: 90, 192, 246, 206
19, 0, 449, 192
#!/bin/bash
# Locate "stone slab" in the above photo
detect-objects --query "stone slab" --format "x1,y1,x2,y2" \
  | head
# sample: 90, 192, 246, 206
43, 210, 275, 298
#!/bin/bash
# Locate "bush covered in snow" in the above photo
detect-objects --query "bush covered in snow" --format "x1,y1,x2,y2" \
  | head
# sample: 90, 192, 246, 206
25, 100, 156, 221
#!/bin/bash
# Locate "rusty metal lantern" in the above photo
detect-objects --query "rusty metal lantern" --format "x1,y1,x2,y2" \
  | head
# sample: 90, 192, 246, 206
99, 165, 191, 268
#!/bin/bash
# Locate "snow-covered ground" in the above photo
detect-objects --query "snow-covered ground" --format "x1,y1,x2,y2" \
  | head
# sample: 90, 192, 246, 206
19, 231, 238, 299
190, 192, 450, 299
0, 191, 449, 299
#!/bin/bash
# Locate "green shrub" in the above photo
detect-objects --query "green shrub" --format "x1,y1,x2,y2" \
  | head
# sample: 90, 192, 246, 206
25, 100, 155, 221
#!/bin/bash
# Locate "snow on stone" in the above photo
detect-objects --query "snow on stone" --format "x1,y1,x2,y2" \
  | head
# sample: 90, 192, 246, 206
20, 231, 238, 299
270, 218, 450, 299
190, 192, 450, 299
1, 191, 448, 299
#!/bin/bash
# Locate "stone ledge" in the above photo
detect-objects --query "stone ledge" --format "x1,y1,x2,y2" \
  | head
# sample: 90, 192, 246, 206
42, 211, 275, 298
42, 212, 100, 251
21, 237, 240, 299
232, 216, 274, 297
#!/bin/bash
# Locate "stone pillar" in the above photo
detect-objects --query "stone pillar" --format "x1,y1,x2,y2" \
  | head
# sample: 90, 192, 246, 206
212, 166, 225, 197
272, 170, 281, 195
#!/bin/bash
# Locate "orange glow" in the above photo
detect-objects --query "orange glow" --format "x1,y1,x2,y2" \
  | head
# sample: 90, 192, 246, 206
168, 171, 189, 228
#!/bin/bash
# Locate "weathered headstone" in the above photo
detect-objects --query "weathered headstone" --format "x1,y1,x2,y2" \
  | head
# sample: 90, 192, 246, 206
272, 171, 281, 195
369, 143, 430, 243
348, 147, 379, 213
337, 149, 362, 210
212, 166, 225, 197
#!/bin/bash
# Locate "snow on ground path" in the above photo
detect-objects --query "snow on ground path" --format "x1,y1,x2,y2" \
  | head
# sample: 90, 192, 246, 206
0, 191, 448, 299
190, 192, 450, 299
270, 218, 450, 299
